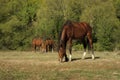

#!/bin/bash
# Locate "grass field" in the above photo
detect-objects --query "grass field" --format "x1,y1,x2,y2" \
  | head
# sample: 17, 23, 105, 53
0, 51, 120, 80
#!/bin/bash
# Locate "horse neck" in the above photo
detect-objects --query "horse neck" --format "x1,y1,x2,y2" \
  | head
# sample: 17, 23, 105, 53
61, 27, 67, 40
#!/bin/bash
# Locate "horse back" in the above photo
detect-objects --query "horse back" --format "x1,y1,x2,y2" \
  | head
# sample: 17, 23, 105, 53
71, 22, 92, 39
32, 38, 37, 45
46, 39, 54, 45
32, 38, 43, 46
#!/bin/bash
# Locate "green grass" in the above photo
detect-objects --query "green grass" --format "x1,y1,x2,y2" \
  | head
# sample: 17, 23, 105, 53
0, 51, 120, 80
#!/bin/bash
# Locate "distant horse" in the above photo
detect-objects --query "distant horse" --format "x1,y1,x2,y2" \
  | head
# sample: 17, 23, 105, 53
32, 37, 43, 52
58, 20, 95, 62
41, 40, 47, 52
45, 38, 54, 53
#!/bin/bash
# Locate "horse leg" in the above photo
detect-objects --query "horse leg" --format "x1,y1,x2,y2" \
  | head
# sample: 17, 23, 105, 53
51, 45, 53, 53
63, 40, 69, 62
87, 33, 95, 60
87, 40, 91, 54
82, 39, 87, 59
34, 45, 36, 53
45, 45, 47, 53
64, 53, 69, 62
46, 45, 48, 52
68, 39, 72, 61
39, 46, 41, 52
47, 45, 50, 52
49, 45, 52, 52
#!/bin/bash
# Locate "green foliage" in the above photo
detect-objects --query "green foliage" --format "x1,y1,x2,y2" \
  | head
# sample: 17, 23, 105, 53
72, 44, 84, 51
80, 0, 120, 51
0, 0, 36, 50
114, 0, 120, 19
0, 0, 120, 51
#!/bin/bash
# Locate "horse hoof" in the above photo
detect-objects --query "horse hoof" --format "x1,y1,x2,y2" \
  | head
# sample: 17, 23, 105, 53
92, 56, 95, 60
92, 58, 95, 60
69, 59, 72, 62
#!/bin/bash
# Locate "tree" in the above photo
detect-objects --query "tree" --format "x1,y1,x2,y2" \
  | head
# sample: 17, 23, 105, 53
80, 0, 119, 50
0, 0, 120, 51
114, 0, 120, 20
0, 0, 37, 50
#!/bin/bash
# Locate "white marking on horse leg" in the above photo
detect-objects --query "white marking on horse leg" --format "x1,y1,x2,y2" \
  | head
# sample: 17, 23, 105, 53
52, 48, 53, 53
91, 53, 95, 60
92, 54, 95, 60
69, 54, 72, 61
59, 58, 62, 62
82, 52, 86, 59
91, 50, 95, 60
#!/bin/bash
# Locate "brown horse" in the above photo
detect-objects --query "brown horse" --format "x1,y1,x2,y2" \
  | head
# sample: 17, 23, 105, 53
32, 37, 43, 52
45, 38, 54, 53
41, 40, 47, 52
58, 20, 95, 62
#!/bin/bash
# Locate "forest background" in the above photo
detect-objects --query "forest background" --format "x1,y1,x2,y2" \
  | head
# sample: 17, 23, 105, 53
0, 0, 120, 51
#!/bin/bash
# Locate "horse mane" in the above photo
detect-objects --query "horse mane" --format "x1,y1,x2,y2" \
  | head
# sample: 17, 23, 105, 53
59, 20, 72, 39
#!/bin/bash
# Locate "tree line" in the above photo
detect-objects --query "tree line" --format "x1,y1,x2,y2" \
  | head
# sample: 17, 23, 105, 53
0, 0, 120, 51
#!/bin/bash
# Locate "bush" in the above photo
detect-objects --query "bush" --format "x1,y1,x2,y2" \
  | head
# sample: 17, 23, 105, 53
72, 44, 84, 51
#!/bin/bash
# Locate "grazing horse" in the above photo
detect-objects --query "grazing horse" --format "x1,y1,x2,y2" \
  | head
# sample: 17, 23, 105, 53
41, 40, 47, 52
32, 37, 43, 52
58, 20, 95, 62
45, 38, 54, 53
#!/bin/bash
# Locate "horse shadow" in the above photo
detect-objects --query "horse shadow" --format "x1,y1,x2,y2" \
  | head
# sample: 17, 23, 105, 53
72, 57, 100, 61
72, 58, 81, 61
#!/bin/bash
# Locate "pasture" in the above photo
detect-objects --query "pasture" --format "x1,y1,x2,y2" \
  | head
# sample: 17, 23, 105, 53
0, 51, 120, 80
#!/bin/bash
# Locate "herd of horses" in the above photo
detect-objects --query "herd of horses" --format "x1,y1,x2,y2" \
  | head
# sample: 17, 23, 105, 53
32, 38, 54, 53
32, 20, 95, 62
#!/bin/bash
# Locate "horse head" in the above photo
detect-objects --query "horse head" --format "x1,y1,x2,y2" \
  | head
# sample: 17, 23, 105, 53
58, 40, 67, 62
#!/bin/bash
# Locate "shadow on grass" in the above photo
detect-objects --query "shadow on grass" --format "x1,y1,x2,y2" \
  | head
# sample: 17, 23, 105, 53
72, 57, 100, 61
72, 58, 81, 61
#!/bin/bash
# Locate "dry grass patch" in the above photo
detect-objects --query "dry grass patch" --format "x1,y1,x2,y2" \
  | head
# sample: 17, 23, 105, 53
0, 51, 120, 80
